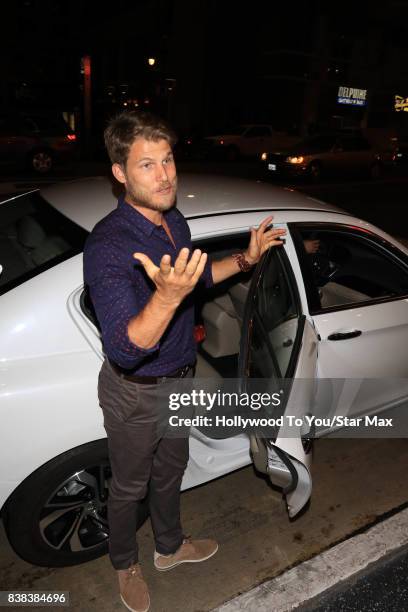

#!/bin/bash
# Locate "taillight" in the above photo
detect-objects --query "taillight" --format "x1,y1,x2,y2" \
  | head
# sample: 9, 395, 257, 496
67, 134, 77, 141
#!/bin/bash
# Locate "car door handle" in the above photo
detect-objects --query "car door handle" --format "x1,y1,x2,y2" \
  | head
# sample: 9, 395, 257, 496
327, 330, 362, 341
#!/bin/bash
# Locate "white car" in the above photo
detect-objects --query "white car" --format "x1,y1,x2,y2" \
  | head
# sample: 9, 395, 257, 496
1, 175, 408, 568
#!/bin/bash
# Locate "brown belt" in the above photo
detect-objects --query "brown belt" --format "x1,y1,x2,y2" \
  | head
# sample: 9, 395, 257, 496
109, 359, 196, 384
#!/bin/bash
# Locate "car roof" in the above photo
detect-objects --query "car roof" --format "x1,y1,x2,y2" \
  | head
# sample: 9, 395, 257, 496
39, 174, 344, 232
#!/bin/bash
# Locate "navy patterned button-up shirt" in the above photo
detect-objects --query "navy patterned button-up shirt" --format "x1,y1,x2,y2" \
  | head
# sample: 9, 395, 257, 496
83, 195, 213, 375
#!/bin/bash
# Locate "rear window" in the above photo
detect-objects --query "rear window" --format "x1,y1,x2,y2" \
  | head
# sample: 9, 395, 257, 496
27, 114, 71, 135
0, 192, 88, 295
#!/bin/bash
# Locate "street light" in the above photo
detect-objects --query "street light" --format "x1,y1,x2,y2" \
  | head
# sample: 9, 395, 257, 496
148, 58, 156, 66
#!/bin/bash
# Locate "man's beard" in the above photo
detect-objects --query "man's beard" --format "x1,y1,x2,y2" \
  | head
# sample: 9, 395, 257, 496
125, 177, 177, 212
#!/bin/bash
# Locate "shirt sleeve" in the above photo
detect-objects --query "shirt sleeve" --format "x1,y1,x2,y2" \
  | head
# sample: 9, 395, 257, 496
178, 209, 214, 289
83, 235, 159, 370
200, 253, 214, 288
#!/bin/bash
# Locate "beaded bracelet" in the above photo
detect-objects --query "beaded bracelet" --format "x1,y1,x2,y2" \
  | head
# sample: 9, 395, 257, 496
231, 252, 253, 273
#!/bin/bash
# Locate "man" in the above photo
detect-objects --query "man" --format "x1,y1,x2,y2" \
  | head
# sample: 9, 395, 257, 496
83, 111, 286, 612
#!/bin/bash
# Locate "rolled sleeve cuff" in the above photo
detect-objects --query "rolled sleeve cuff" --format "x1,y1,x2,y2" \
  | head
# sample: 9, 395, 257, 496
104, 318, 160, 370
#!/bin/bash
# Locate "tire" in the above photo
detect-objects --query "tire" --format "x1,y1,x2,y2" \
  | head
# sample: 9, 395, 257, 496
370, 161, 382, 180
308, 160, 322, 182
4, 439, 149, 567
225, 146, 239, 162
3, 440, 149, 567
28, 149, 54, 174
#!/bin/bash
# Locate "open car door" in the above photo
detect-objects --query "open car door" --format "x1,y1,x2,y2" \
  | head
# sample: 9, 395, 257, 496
238, 245, 318, 517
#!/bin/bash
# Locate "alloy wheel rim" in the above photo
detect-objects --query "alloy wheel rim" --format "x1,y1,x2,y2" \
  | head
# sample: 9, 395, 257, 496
39, 463, 111, 552
32, 152, 52, 172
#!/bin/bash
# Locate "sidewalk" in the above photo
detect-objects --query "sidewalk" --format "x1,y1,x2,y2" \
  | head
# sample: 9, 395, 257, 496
213, 504, 408, 612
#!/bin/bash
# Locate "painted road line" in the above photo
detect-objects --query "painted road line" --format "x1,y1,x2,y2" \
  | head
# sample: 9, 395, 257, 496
212, 506, 408, 612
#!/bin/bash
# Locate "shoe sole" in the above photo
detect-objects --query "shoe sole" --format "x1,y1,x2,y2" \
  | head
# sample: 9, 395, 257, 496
154, 543, 219, 572
120, 594, 150, 612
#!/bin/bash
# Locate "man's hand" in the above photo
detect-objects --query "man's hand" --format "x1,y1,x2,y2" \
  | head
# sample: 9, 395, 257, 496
134, 247, 208, 307
303, 239, 320, 254
243, 215, 287, 266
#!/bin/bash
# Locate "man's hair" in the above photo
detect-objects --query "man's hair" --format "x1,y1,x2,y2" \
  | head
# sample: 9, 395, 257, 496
104, 111, 177, 166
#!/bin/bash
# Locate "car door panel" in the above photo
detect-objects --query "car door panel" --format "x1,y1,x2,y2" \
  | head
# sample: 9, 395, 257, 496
239, 247, 317, 517
291, 223, 408, 420
314, 300, 408, 416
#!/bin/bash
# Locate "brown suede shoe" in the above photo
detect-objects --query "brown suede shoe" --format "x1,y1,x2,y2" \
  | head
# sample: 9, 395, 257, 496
154, 536, 218, 571
118, 563, 150, 612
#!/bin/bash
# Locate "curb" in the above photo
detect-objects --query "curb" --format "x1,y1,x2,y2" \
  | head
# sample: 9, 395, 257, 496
212, 506, 408, 612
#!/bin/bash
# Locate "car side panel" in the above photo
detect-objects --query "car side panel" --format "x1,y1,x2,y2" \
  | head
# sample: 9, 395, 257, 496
0, 256, 107, 509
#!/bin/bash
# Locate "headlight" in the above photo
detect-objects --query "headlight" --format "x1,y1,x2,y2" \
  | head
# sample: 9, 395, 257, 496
261, 152, 268, 161
286, 156, 304, 164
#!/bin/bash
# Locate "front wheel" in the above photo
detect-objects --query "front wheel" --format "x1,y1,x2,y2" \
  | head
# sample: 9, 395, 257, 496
3, 440, 114, 567
370, 161, 383, 180
225, 145, 239, 161
308, 161, 322, 182
28, 149, 54, 174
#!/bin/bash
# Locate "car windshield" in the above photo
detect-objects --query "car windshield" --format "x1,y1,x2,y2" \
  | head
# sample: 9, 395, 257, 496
0, 191, 88, 295
293, 135, 336, 153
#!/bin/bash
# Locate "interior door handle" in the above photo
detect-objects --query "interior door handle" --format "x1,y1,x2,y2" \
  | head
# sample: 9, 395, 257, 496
327, 330, 362, 341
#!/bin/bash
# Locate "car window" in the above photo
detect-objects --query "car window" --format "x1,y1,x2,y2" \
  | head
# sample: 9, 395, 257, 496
297, 135, 336, 152
245, 126, 271, 138
27, 114, 71, 135
0, 115, 22, 136
247, 248, 300, 378
0, 192, 88, 295
295, 226, 408, 311
22, 117, 39, 133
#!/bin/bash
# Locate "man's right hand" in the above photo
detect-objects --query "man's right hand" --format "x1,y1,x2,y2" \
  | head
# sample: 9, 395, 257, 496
133, 247, 208, 306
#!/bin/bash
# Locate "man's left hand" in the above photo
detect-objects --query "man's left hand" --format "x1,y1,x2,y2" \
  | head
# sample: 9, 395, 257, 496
244, 215, 287, 266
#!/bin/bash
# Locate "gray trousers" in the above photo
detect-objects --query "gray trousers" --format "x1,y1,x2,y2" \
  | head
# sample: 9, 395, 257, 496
98, 359, 191, 570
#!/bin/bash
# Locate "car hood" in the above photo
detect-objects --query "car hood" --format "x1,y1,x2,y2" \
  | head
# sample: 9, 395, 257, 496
269, 145, 319, 157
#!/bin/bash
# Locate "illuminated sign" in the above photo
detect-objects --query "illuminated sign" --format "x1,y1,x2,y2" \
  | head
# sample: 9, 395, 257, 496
337, 86, 367, 106
395, 95, 408, 112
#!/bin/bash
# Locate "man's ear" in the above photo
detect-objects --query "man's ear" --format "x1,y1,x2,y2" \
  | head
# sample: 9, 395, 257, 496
112, 163, 126, 185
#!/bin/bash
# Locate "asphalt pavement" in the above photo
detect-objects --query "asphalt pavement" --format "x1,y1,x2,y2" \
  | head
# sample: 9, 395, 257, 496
304, 545, 408, 612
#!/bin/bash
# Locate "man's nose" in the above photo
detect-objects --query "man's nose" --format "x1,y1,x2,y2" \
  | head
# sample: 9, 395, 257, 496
156, 163, 169, 182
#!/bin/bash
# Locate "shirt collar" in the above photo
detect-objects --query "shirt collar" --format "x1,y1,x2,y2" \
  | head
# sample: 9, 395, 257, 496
117, 194, 177, 237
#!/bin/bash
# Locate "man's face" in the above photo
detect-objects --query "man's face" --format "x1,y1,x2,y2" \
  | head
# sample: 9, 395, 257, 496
113, 137, 177, 212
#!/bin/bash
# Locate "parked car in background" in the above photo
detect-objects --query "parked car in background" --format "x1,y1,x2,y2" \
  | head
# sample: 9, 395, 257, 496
1, 175, 408, 568
201, 124, 298, 160
380, 141, 408, 176
260, 133, 383, 181
0, 111, 78, 174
